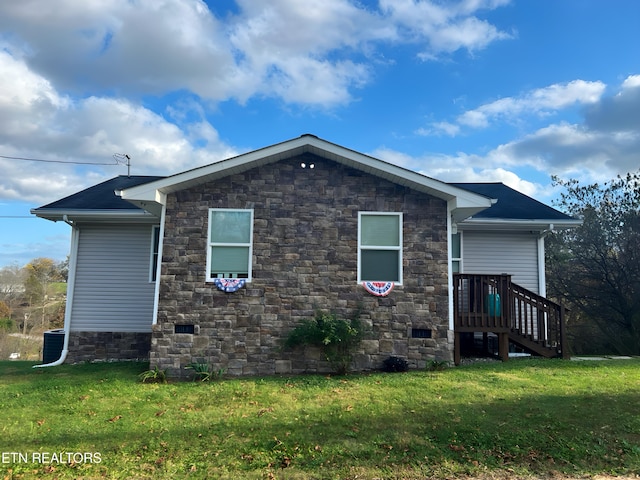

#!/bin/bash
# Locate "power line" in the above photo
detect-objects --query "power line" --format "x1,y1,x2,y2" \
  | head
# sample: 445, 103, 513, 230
0, 154, 117, 166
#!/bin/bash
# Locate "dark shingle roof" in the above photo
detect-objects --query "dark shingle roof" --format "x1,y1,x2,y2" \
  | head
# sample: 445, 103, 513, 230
35, 175, 165, 211
450, 182, 573, 221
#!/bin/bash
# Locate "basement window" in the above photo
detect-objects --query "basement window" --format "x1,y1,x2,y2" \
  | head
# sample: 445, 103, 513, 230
411, 328, 432, 339
175, 324, 195, 334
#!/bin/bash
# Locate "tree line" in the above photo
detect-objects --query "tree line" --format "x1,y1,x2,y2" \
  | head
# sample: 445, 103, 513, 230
0, 257, 68, 334
547, 170, 640, 355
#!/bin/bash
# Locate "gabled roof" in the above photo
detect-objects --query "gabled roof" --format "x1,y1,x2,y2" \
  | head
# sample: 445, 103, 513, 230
451, 182, 581, 231
118, 134, 493, 221
31, 136, 579, 232
31, 176, 164, 223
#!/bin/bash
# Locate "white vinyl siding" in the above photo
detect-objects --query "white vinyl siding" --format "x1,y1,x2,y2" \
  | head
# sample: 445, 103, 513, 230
461, 231, 540, 293
70, 224, 156, 332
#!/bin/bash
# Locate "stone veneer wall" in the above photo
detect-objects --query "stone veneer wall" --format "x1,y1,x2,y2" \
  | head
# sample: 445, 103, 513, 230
151, 154, 451, 377
65, 332, 151, 363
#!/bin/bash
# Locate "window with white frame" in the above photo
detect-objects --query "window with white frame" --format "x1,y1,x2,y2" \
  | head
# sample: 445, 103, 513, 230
452, 232, 462, 273
150, 225, 161, 282
358, 212, 402, 283
207, 209, 253, 282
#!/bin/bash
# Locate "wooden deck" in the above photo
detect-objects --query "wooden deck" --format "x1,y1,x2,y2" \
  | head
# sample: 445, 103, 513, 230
453, 273, 568, 365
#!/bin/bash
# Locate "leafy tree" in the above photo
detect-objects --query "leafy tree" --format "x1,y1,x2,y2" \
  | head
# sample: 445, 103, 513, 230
0, 300, 10, 318
546, 171, 640, 355
24, 258, 64, 328
0, 263, 26, 317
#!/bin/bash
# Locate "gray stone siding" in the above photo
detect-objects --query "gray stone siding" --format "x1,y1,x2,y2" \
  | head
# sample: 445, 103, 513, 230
65, 332, 151, 363
152, 154, 452, 377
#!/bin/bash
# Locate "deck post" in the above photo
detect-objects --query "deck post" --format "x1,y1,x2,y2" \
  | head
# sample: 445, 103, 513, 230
454, 331, 461, 366
498, 333, 509, 362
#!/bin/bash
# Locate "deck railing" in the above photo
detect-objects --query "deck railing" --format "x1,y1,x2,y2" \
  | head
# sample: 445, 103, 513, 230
453, 273, 567, 360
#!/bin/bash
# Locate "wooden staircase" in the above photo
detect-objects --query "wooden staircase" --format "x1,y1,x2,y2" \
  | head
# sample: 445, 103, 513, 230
453, 273, 568, 365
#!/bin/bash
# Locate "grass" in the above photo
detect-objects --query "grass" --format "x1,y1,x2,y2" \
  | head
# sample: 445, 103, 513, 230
0, 359, 639, 479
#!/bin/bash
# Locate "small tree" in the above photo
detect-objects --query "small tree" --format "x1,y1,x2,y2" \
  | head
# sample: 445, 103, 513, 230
0, 263, 26, 319
547, 171, 640, 355
284, 310, 364, 375
24, 258, 63, 328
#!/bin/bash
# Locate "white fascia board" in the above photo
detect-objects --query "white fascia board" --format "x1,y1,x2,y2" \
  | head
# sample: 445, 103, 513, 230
30, 209, 159, 224
119, 135, 494, 213
457, 217, 583, 231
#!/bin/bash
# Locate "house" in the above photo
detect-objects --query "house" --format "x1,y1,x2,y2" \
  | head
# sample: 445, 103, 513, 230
32, 135, 580, 376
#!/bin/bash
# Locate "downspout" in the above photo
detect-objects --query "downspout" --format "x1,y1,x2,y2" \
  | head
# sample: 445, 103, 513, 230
537, 223, 554, 297
151, 204, 166, 325
33, 219, 79, 368
446, 204, 455, 331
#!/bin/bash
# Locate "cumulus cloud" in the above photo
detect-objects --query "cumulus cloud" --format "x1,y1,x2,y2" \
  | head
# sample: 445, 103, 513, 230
401, 75, 640, 197
0, 51, 238, 203
0, 0, 516, 203
0, 0, 512, 108
372, 146, 539, 196
456, 80, 606, 129
379, 0, 512, 60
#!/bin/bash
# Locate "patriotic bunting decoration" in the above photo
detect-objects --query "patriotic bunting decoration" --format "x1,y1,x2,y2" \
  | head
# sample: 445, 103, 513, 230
214, 278, 246, 293
362, 281, 394, 297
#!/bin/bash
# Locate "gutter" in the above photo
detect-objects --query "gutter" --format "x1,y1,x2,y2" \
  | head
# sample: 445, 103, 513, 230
33, 223, 79, 368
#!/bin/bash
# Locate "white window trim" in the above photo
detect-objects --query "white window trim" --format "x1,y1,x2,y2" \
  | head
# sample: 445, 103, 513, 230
206, 208, 254, 283
357, 211, 403, 285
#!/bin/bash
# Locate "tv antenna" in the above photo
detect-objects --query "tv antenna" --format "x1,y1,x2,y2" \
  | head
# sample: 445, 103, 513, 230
113, 153, 131, 177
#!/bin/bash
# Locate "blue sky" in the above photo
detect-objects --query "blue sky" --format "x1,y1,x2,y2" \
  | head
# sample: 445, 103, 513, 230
0, 0, 639, 268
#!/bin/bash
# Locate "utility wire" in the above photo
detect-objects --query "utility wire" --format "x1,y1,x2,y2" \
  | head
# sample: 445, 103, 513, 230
0, 154, 117, 166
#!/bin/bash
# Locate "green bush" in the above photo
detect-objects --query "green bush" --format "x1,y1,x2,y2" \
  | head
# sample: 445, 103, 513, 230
284, 310, 364, 375
0, 318, 14, 330
382, 355, 409, 372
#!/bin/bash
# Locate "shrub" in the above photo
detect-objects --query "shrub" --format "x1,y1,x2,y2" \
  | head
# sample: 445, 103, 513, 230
284, 310, 364, 375
185, 363, 224, 382
0, 318, 14, 330
426, 359, 449, 371
138, 366, 167, 383
382, 356, 409, 372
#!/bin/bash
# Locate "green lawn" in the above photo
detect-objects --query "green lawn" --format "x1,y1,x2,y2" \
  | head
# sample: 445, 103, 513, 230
0, 359, 639, 479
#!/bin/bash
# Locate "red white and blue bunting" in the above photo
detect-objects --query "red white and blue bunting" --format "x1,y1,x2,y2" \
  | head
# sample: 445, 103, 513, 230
213, 278, 246, 293
362, 281, 394, 297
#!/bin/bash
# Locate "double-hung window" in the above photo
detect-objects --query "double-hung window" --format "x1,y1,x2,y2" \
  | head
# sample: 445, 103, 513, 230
358, 212, 402, 284
207, 209, 253, 282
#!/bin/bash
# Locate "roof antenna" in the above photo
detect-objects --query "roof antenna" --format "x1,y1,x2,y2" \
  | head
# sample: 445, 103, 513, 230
113, 153, 131, 177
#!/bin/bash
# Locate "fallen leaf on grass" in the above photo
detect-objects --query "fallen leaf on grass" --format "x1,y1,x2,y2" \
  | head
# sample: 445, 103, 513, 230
107, 415, 122, 422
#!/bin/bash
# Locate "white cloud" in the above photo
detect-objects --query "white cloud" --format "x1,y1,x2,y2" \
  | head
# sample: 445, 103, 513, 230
372, 146, 539, 197
384, 76, 640, 199
456, 80, 606, 129
0, 0, 512, 108
0, 51, 238, 204
379, 0, 513, 60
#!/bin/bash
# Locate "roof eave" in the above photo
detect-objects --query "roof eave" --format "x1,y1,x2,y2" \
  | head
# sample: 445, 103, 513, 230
119, 135, 493, 215
30, 208, 159, 224
457, 217, 583, 231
